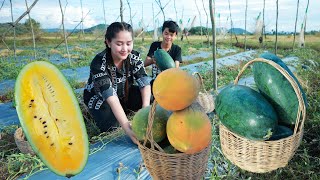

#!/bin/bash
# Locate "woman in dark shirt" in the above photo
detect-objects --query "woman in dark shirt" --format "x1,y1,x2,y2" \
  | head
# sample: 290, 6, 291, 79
144, 20, 182, 81
83, 22, 151, 144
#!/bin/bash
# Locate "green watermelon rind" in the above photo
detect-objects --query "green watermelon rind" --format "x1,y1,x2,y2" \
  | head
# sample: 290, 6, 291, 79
253, 62, 299, 125
268, 125, 293, 141
215, 85, 278, 140
154, 49, 175, 71
15, 61, 89, 177
132, 105, 170, 143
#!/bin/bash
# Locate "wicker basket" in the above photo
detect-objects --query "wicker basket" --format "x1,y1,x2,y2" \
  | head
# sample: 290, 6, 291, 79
193, 72, 215, 114
14, 127, 36, 155
137, 101, 211, 179
219, 58, 306, 173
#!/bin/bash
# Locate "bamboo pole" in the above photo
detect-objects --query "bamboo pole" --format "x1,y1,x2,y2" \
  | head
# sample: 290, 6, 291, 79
304, 0, 310, 39
80, 0, 87, 48
180, 6, 184, 41
79, 0, 85, 41
292, 0, 300, 50
80, 0, 84, 34
102, 0, 107, 29
143, 0, 171, 32
2, 0, 39, 51
2, 0, 39, 38
228, 0, 232, 47
195, 0, 203, 47
275, 0, 279, 55
152, 3, 158, 41
120, 0, 123, 22
201, 0, 209, 47
299, 19, 305, 48
58, 0, 71, 65
0, 0, 5, 11
174, 0, 177, 22
55, 11, 90, 49
9, 0, 16, 60
25, 0, 37, 59
262, 0, 266, 47
126, 0, 133, 27
209, 0, 217, 91
244, 0, 248, 51
141, 4, 144, 42
155, 0, 166, 21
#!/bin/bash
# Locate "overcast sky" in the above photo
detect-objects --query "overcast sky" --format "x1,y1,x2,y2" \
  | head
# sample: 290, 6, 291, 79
0, 0, 319, 32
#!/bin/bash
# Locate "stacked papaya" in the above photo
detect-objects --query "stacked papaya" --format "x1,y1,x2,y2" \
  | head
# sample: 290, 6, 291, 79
215, 53, 307, 141
132, 50, 212, 154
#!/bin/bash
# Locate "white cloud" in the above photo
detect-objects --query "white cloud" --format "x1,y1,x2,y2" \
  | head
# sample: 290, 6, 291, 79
0, 0, 319, 32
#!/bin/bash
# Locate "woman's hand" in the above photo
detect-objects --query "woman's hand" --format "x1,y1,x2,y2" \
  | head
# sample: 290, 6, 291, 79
123, 122, 138, 145
107, 96, 139, 145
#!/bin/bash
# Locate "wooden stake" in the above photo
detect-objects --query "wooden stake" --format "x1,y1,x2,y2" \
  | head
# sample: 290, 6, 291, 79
58, 0, 71, 65
25, 0, 37, 59
209, 0, 217, 91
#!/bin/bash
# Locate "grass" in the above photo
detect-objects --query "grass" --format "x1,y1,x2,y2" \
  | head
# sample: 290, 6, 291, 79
0, 34, 319, 179
0, 89, 14, 103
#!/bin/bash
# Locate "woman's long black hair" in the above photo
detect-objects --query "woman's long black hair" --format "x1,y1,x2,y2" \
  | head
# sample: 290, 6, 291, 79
104, 22, 134, 107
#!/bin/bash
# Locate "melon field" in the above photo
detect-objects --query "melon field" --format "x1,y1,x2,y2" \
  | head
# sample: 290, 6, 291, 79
0, 34, 319, 179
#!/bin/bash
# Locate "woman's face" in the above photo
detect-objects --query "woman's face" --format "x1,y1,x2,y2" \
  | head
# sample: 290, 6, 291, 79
107, 30, 133, 61
162, 28, 176, 45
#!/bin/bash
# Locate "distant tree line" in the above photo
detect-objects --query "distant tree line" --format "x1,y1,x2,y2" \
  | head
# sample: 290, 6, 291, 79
1, 20, 319, 37
0, 18, 42, 36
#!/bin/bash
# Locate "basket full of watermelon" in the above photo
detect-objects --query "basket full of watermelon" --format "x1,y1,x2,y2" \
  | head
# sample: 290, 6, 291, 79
215, 53, 307, 173
133, 65, 212, 179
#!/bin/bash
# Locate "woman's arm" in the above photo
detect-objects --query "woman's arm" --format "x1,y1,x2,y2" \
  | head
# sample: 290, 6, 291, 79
140, 85, 151, 107
106, 96, 138, 144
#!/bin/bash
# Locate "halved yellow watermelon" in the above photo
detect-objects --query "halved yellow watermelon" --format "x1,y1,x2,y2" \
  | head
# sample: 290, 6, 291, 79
15, 61, 89, 177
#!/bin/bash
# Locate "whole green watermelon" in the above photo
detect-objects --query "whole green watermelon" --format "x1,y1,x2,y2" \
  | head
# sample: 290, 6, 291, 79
253, 52, 307, 125
269, 125, 293, 141
132, 104, 171, 143
154, 49, 175, 71
215, 85, 278, 140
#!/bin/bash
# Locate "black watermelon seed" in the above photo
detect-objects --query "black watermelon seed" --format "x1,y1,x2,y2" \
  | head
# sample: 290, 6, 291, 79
44, 125, 47, 128
42, 121, 46, 124
55, 119, 58, 121
31, 99, 34, 102
44, 131, 47, 134
68, 143, 73, 145
46, 136, 49, 138
39, 117, 42, 120
34, 116, 37, 118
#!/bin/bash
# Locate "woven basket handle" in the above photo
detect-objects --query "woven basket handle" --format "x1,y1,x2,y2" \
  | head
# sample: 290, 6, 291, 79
193, 72, 207, 93
234, 58, 306, 135
193, 72, 218, 96
142, 100, 165, 152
